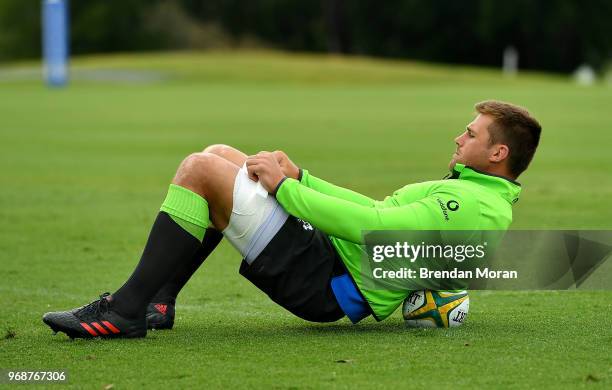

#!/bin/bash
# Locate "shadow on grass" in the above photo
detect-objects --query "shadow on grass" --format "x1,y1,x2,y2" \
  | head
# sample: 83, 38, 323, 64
37, 315, 497, 345
173, 319, 461, 340
284, 321, 406, 334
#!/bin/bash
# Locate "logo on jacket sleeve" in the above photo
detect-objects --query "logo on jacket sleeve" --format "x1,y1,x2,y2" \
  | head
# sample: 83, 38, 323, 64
446, 200, 459, 211
437, 198, 459, 221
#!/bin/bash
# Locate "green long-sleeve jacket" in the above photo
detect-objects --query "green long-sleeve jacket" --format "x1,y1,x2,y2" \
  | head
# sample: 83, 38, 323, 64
275, 163, 522, 320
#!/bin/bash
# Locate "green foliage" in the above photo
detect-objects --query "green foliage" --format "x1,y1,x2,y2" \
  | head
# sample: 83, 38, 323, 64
179, 0, 612, 72
70, 0, 166, 53
0, 0, 41, 61
1, 1, 611, 72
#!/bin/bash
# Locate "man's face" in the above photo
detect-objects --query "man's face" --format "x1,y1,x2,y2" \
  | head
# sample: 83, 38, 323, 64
448, 114, 495, 171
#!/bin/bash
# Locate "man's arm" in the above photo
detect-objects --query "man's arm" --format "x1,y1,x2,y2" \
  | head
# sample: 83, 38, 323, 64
274, 151, 376, 207
299, 169, 376, 207
275, 178, 450, 244
246, 152, 462, 244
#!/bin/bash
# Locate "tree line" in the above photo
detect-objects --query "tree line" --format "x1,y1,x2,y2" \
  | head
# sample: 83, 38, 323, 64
1, 0, 610, 73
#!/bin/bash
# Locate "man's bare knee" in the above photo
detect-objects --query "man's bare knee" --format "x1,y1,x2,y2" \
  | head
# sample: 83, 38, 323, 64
173, 152, 219, 196
203, 144, 231, 157
202, 144, 247, 167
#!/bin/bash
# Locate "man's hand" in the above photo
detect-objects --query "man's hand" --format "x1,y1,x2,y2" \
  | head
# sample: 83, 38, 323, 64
273, 150, 300, 180
246, 152, 286, 193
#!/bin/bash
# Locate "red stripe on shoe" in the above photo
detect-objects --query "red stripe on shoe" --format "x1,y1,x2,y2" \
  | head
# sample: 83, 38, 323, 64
101, 321, 120, 334
80, 322, 98, 336
91, 322, 109, 335
154, 304, 167, 315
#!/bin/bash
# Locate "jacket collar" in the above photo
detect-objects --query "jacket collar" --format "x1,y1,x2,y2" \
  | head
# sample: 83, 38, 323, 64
447, 163, 522, 204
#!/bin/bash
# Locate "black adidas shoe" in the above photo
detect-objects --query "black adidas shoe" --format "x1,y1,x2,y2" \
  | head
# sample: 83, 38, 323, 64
146, 302, 175, 330
42, 293, 146, 339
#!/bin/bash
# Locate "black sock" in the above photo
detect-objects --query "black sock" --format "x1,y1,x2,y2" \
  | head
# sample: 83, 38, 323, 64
112, 212, 203, 319
151, 228, 223, 304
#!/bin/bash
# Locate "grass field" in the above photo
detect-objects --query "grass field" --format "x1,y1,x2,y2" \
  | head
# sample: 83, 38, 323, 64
1, 50, 611, 388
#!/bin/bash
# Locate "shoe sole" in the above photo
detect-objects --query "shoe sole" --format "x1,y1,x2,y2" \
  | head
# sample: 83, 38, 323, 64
146, 312, 174, 330
147, 322, 174, 330
43, 316, 146, 339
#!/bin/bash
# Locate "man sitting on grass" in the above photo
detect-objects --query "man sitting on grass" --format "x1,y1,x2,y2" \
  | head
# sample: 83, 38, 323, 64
43, 100, 541, 338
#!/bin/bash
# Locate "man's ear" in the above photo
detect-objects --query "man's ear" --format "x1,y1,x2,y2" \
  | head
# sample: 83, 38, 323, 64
489, 144, 509, 163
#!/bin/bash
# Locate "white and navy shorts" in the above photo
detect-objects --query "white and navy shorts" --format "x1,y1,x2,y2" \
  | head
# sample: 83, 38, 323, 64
222, 164, 346, 322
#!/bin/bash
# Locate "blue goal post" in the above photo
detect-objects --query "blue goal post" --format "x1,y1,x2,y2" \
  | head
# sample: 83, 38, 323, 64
42, 0, 69, 87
